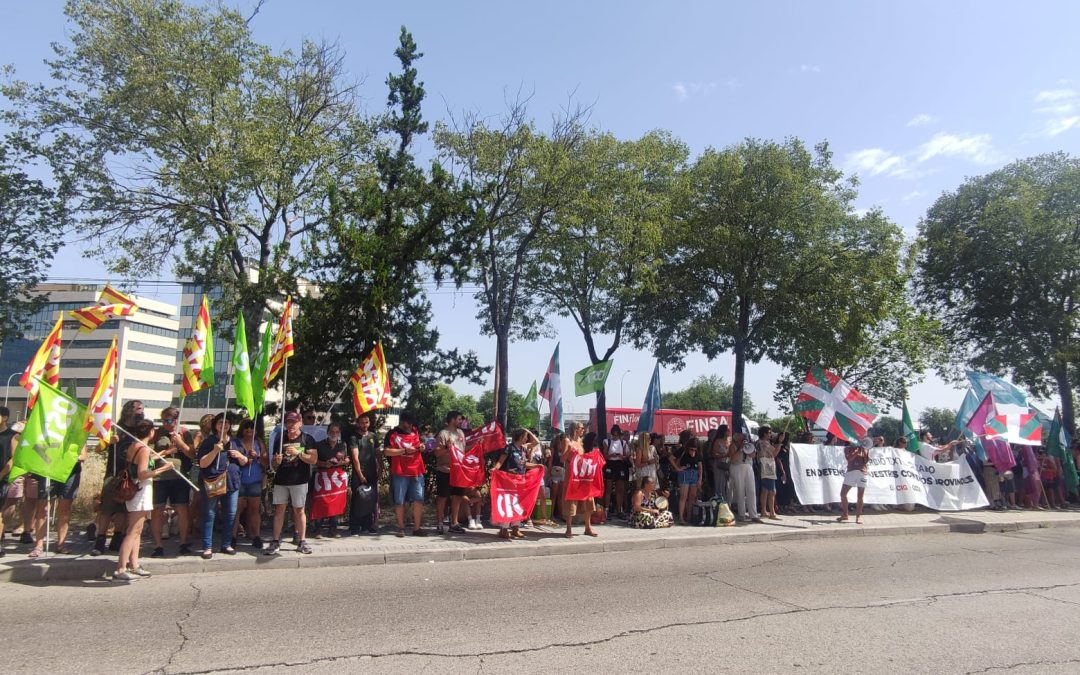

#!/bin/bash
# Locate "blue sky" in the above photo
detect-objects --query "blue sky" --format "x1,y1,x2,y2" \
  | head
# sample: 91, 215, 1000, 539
4, 1, 1080, 419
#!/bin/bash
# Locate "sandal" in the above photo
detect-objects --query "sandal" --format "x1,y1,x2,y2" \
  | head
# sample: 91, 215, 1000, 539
28, 547, 42, 558
54, 544, 74, 555
201, 550, 213, 560
219, 546, 236, 555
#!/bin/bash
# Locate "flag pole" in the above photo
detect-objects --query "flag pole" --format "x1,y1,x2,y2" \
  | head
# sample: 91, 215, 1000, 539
111, 423, 200, 491
276, 359, 289, 466
329, 379, 351, 416
43, 477, 50, 555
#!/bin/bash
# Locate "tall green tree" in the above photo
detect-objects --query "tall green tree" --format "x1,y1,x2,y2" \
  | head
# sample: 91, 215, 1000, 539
662, 374, 752, 415
630, 138, 906, 433
0, 140, 68, 342
917, 153, 1080, 433
525, 130, 687, 441
478, 389, 530, 431
435, 101, 586, 429
293, 28, 484, 410
2, 0, 367, 341
918, 407, 956, 439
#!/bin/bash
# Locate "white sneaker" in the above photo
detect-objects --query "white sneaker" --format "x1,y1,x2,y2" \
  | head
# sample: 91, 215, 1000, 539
469, 520, 482, 530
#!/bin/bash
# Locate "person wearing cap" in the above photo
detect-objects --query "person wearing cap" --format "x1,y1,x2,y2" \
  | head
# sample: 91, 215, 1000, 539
839, 437, 872, 524
266, 411, 318, 555
196, 413, 245, 559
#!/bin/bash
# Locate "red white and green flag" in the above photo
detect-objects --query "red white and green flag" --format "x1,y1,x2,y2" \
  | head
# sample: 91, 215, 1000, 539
795, 367, 879, 442
985, 411, 1042, 445
539, 344, 563, 432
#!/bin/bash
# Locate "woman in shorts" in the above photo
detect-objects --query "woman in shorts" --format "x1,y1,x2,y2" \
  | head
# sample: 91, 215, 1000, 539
839, 438, 871, 524
115, 420, 173, 581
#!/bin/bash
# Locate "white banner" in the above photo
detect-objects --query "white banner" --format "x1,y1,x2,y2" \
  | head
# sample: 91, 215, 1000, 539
791, 444, 988, 511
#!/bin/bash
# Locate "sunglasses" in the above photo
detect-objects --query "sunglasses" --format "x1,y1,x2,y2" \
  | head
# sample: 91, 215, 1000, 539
162, 418, 177, 424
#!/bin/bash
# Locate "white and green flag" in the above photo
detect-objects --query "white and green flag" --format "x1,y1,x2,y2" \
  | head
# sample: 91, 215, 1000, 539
11, 380, 88, 482
574, 360, 614, 396
232, 312, 255, 418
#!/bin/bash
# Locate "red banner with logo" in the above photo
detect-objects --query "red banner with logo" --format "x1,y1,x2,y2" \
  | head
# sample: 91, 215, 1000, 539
311, 467, 348, 519
450, 444, 486, 488
489, 468, 544, 525
466, 421, 506, 454
564, 450, 605, 501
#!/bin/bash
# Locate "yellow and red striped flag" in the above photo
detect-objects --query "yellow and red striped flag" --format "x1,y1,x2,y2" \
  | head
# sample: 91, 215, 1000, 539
19, 317, 63, 409
179, 295, 215, 398
68, 284, 139, 333
263, 297, 294, 387
83, 337, 118, 440
350, 342, 392, 416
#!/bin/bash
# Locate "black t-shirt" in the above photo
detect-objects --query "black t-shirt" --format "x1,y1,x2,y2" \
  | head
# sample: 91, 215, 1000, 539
274, 432, 317, 486
152, 428, 194, 480
679, 450, 703, 470
316, 438, 348, 466
0, 428, 16, 479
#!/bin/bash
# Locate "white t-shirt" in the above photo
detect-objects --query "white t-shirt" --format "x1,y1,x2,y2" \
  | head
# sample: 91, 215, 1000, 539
607, 439, 628, 460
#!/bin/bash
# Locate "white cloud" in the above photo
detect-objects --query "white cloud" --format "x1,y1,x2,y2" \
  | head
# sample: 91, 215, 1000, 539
906, 113, 937, 127
915, 132, 998, 164
1033, 88, 1080, 137
1035, 89, 1077, 103
672, 81, 717, 102
799, 64, 822, 73
902, 190, 924, 201
844, 148, 906, 177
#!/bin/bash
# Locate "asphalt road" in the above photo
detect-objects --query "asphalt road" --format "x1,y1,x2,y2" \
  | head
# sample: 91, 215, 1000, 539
3, 528, 1080, 674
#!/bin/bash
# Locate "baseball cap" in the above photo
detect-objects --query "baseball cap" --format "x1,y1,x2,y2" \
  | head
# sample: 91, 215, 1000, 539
285, 411, 302, 424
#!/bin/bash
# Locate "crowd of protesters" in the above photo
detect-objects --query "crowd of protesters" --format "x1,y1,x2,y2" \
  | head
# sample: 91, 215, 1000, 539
1, 402, 1080, 582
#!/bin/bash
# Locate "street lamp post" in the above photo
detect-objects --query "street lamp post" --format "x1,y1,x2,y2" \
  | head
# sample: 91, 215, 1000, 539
4, 371, 19, 409
619, 369, 631, 407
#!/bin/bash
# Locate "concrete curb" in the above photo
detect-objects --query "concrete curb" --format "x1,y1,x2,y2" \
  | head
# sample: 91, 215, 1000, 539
3, 513, 1077, 583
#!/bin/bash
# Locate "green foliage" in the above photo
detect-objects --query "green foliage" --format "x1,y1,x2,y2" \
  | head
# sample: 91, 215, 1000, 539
870, 415, 902, 441
292, 27, 485, 409
416, 384, 482, 430
631, 138, 905, 432
917, 153, 1080, 432
918, 407, 956, 439
662, 374, 752, 415
0, 140, 67, 341
477, 388, 533, 432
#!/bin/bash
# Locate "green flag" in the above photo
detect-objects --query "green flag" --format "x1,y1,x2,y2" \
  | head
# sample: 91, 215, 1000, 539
251, 318, 272, 413
901, 400, 920, 452
1048, 409, 1078, 494
574, 360, 614, 396
232, 312, 255, 418
522, 380, 539, 429
10, 380, 88, 482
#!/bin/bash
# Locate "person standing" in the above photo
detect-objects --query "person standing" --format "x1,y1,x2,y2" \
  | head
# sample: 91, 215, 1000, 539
562, 422, 599, 538
149, 407, 195, 558
602, 425, 631, 519
670, 438, 703, 524
385, 411, 427, 538
347, 414, 381, 535
114, 419, 172, 581
756, 427, 780, 520
312, 422, 349, 537
491, 428, 542, 540
0, 406, 20, 556
197, 413, 244, 558
91, 400, 145, 556
434, 411, 464, 534
265, 411, 318, 555
547, 432, 567, 522
727, 432, 761, 523
233, 419, 267, 548
839, 438, 872, 524
709, 424, 731, 503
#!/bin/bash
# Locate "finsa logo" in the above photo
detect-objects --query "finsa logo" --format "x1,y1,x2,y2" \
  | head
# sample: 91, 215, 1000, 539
495, 492, 525, 519
452, 448, 480, 467
572, 455, 597, 479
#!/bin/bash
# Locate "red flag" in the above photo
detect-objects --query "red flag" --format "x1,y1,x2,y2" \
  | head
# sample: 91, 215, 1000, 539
450, 444, 486, 489
310, 467, 348, 520
489, 468, 544, 525
466, 421, 506, 454
564, 450, 605, 501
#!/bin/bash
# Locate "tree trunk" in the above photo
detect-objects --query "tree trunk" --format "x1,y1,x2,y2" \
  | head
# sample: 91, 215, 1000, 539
495, 330, 509, 430
596, 388, 608, 444
1053, 366, 1076, 435
732, 342, 746, 437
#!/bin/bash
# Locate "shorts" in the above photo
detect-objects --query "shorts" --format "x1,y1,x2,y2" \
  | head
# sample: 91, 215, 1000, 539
152, 479, 191, 506
1, 475, 25, 500
435, 471, 467, 498
678, 468, 700, 486
550, 466, 566, 483
760, 478, 777, 492
51, 469, 82, 501
1002, 477, 1016, 494
1044, 477, 1060, 490
604, 460, 630, 482
273, 483, 309, 507
391, 474, 424, 505
126, 481, 154, 513
239, 482, 263, 498
843, 470, 868, 489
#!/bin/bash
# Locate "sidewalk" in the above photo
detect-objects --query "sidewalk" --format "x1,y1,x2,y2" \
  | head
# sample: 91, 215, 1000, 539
3, 508, 1079, 583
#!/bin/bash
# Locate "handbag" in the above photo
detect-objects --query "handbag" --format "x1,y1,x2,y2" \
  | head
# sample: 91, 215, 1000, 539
203, 471, 227, 498
691, 500, 717, 526
113, 471, 139, 503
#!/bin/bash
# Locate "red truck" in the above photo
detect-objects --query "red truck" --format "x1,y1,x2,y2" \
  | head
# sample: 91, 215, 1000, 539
589, 407, 756, 443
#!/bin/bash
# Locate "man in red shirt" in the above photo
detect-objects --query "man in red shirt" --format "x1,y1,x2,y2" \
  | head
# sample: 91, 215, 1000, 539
385, 411, 427, 537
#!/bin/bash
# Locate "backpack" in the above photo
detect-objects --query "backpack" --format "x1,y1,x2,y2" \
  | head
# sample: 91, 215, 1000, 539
691, 500, 717, 526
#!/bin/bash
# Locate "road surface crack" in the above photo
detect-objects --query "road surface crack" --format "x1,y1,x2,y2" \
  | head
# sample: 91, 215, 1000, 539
167, 581, 1080, 674
965, 657, 1080, 673
146, 581, 202, 675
